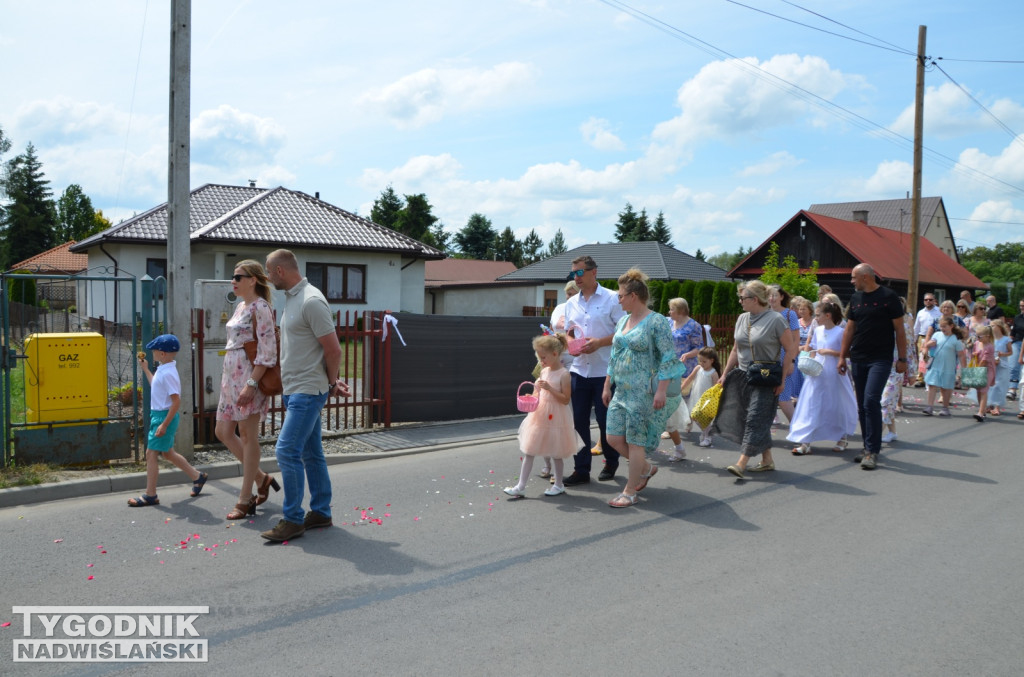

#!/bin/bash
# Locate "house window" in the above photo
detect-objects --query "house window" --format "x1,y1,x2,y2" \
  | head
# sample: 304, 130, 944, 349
306, 262, 367, 303
544, 290, 558, 311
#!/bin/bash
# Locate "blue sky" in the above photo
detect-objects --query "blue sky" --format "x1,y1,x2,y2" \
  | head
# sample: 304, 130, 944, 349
2, 0, 1023, 259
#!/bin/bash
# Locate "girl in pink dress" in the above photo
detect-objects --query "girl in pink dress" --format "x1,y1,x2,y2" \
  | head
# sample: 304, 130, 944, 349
505, 334, 581, 498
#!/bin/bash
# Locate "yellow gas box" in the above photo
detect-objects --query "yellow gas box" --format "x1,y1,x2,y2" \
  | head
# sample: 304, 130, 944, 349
24, 332, 109, 425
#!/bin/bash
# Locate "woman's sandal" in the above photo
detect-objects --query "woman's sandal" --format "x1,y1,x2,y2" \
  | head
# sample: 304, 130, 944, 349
608, 492, 638, 508
127, 494, 159, 507
256, 473, 281, 506
635, 464, 658, 492
227, 496, 257, 520
792, 444, 811, 455
189, 472, 209, 497
1018, 412, 1024, 420
832, 438, 849, 453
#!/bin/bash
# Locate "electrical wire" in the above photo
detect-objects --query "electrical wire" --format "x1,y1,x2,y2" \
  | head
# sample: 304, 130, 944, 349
596, 0, 1024, 200
777, 0, 912, 54
113, 0, 150, 218
931, 60, 1024, 152
721, 0, 916, 56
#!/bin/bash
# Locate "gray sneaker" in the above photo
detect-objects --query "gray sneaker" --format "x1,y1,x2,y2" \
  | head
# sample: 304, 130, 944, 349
303, 511, 333, 530
260, 519, 305, 542
861, 453, 877, 470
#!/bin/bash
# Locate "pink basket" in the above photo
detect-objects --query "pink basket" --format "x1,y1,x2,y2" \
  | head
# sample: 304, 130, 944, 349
516, 381, 538, 413
566, 324, 586, 356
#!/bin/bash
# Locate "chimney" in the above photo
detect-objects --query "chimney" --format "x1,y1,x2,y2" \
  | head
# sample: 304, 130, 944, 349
315, 191, 320, 200
248, 179, 256, 188
852, 209, 868, 224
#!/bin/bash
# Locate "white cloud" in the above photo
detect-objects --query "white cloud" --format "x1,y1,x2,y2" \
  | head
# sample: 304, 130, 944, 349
890, 82, 1024, 138
958, 137, 1024, 185
357, 62, 536, 129
649, 54, 849, 166
191, 104, 286, 167
580, 117, 625, 151
738, 151, 802, 177
853, 159, 913, 198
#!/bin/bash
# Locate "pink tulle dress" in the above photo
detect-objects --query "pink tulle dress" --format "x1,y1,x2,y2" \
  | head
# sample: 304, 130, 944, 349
516, 366, 581, 458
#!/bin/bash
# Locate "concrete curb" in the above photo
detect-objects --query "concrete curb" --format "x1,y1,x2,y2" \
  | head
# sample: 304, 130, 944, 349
0, 433, 519, 510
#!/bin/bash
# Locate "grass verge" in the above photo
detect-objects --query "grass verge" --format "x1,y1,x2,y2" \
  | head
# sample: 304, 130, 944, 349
0, 462, 60, 488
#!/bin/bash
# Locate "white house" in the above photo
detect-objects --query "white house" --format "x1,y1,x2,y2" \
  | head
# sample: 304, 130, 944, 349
70, 184, 444, 323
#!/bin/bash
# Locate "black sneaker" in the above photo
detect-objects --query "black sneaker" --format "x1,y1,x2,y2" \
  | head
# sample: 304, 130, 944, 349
563, 472, 590, 486
303, 511, 333, 530
260, 519, 305, 542
598, 466, 618, 481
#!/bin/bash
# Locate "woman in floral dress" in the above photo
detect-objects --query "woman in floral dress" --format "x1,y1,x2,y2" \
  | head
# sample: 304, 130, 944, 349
602, 269, 683, 508
215, 260, 280, 520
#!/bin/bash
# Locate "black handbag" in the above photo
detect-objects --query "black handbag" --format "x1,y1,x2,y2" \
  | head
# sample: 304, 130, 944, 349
744, 313, 783, 388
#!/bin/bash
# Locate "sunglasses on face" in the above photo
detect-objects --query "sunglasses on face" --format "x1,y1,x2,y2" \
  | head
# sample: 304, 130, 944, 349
231, 274, 252, 282
568, 269, 587, 279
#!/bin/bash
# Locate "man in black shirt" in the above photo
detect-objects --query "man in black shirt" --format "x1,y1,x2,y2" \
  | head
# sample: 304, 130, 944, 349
838, 264, 907, 470
985, 295, 1006, 322
1009, 300, 1024, 402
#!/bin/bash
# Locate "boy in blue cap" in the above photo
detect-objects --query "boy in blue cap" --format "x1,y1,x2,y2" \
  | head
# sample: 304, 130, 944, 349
127, 334, 208, 507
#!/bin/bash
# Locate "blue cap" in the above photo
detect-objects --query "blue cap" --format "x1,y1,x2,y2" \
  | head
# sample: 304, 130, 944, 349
145, 334, 181, 353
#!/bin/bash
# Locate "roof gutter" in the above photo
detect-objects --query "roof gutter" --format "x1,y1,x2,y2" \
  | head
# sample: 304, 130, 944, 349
99, 243, 120, 324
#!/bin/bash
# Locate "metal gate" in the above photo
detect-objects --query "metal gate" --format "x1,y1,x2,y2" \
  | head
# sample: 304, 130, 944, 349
1, 267, 144, 465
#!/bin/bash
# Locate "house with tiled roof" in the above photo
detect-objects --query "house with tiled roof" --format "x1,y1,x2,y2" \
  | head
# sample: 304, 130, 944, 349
8, 241, 89, 310
807, 197, 957, 261
728, 210, 986, 304
70, 184, 444, 321
423, 259, 543, 315
499, 241, 731, 315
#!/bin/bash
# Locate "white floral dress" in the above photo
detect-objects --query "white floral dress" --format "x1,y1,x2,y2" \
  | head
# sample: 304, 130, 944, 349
216, 298, 277, 422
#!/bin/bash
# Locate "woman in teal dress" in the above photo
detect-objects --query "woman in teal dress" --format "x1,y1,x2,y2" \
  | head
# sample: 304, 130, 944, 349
602, 268, 684, 508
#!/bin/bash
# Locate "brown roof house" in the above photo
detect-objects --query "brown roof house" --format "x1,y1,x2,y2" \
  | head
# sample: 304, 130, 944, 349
423, 259, 545, 315
729, 209, 986, 305
70, 184, 444, 323
8, 241, 89, 310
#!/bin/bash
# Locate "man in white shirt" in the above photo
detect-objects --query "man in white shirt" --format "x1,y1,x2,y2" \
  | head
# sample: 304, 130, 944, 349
913, 293, 941, 387
563, 256, 626, 484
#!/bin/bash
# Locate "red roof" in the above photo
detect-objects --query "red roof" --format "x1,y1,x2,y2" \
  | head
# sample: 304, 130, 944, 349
9, 241, 87, 273
424, 259, 517, 283
733, 211, 986, 289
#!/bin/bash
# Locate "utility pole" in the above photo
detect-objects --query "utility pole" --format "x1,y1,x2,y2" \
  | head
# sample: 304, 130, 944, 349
168, 0, 194, 457
907, 25, 926, 311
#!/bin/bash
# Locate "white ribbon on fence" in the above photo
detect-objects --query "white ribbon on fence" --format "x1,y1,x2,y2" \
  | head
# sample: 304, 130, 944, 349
381, 314, 406, 346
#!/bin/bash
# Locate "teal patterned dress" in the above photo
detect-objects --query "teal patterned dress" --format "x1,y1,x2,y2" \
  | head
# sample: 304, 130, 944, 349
606, 312, 685, 452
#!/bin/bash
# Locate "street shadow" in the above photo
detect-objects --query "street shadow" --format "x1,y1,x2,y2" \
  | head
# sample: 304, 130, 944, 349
637, 486, 760, 532
878, 457, 998, 484
267, 526, 437, 576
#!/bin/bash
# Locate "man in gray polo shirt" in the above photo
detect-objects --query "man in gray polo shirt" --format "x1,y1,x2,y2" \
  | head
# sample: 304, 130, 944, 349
260, 249, 350, 542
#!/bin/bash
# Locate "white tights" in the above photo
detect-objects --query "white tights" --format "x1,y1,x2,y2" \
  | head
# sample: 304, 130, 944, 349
515, 456, 564, 490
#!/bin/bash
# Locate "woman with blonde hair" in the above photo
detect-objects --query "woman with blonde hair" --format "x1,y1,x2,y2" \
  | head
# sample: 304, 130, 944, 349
602, 269, 683, 507
215, 259, 281, 519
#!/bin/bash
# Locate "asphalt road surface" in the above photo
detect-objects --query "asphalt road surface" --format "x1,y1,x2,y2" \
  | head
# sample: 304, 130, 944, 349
2, 396, 1022, 676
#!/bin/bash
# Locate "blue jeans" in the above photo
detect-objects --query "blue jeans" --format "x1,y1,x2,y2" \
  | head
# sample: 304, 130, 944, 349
571, 374, 618, 475
850, 360, 891, 455
1010, 341, 1022, 388
276, 391, 331, 524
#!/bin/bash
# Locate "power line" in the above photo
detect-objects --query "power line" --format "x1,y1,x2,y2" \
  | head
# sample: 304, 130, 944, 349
596, 0, 1024, 200
778, 0, 912, 54
950, 217, 1024, 226
931, 60, 1024, 152
721, 0, 916, 56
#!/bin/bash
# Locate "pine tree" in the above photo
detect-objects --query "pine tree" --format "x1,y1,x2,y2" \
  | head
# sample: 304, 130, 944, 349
455, 213, 497, 259
370, 185, 404, 230
421, 222, 452, 255
56, 184, 97, 242
395, 193, 438, 241
614, 202, 639, 242
694, 248, 705, 261
650, 210, 672, 246
493, 227, 524, 267
1, 143, 56, 269
521, 229, 544, 265
634, 208, 652, 241
546, 229, 568, 257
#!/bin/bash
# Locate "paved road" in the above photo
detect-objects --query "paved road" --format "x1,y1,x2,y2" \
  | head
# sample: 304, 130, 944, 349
1, 394, 1022, 676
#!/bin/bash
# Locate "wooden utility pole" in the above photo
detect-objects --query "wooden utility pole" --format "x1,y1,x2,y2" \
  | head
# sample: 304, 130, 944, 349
168, 0, 194, 457
907, 25, 926, 311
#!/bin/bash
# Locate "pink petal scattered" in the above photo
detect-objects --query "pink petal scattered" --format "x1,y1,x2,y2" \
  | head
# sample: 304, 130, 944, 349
53, 539, 63, 543
100, 550, 106, 554
282, 540, 289, 545
386, 503, 391, 507
413, 516, 420, 521
193, 533, 200, 539
86, 564, 94, 568
87, 575, 94, 580
383, 513, 391, 517
159, 561, 164, 564
154, 547, 163, 551
1, 622, 11, 627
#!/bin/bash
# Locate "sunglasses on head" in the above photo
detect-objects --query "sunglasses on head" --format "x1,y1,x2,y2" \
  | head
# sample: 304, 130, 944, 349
231, 274, 252, 282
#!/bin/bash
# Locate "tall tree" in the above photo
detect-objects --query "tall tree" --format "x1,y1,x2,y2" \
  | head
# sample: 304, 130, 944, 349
1, 143, 56, 270
370, 185, 403, 230
93, 209, 113, 235
521, 229, 544, 265
395, 193, 437, 241
455, 213, 497, 259
493, 227, 523, 267
614, 202, 639, 242
546, 229, 568, 257
634, 208, 651, 241
55, 184, 97, 242
650, 210, 673, 246
694, 248, 706, 261
421, 222, 453, 255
